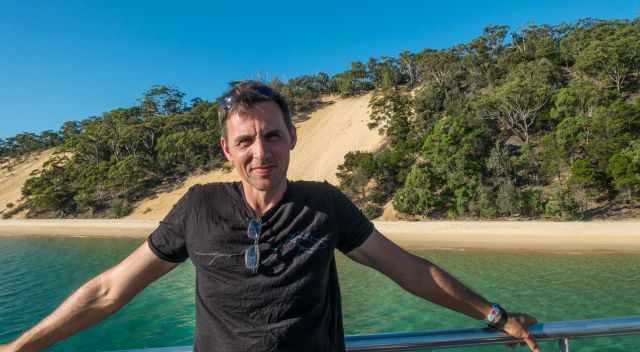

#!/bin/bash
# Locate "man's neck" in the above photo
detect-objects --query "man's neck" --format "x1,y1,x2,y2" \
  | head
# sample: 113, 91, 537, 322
241, 179, 288, 217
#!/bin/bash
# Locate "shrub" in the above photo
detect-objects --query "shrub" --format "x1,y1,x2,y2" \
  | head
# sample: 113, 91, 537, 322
544, 187, 581, 220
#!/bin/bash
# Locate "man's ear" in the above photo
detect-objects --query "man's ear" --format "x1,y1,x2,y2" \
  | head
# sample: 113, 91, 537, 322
220, 137, 232, 162
289, 126, 297, 150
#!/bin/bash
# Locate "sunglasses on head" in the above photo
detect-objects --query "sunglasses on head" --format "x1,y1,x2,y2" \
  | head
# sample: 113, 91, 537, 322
220, 85, 276, 114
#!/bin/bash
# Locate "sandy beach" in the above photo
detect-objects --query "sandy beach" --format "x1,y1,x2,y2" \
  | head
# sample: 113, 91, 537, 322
1, 219, 639, 253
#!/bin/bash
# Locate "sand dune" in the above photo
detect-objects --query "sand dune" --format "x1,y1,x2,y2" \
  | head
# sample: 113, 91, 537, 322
126, 93, 383, 219
0, 149, 57, 218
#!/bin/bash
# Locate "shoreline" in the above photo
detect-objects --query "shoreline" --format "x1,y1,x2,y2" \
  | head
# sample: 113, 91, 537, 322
1, 219, 639, 253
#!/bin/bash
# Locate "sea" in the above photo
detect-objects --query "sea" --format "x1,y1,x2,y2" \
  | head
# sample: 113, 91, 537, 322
0, 236, 638, 351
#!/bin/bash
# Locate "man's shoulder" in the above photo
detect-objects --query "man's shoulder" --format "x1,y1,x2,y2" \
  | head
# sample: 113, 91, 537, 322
182, 182, 238, 203
289, 180, 337, 194
192, 181, 237, 192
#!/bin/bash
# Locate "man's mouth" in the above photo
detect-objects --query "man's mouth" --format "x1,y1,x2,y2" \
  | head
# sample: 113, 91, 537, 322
251, 165, 276, 175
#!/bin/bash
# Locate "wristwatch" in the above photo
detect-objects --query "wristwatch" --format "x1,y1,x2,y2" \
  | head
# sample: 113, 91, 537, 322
485, 303, 508, 329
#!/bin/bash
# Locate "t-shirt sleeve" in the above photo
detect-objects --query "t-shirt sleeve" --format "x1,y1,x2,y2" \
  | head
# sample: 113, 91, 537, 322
147, 186, 197, 263
329, 183, 374, 254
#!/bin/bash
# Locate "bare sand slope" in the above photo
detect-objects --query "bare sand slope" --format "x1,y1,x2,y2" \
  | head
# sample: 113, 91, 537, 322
127, 93, 383, 219
0, 149, 57, 218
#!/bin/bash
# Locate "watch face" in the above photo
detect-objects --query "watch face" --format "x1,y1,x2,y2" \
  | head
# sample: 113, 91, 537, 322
486, 304, 503, 324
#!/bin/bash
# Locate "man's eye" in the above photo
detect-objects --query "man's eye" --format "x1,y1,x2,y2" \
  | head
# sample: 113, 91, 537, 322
267, 134, 281, 141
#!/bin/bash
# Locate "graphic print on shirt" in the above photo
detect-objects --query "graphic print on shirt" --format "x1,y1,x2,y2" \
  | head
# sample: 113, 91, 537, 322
193, 230, 330, 275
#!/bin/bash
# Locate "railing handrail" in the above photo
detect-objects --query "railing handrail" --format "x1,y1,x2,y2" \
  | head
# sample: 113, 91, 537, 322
346, 316, 640, 351
113, 316, 640, 352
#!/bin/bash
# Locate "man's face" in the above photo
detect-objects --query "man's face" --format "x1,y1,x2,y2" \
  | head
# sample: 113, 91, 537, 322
220, 101, 297, 193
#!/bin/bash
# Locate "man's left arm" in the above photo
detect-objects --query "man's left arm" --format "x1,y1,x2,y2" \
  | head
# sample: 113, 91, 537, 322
346, 229, 540, 352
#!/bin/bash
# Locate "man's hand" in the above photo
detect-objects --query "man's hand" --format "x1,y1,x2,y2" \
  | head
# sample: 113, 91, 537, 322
501, 313, 540, 352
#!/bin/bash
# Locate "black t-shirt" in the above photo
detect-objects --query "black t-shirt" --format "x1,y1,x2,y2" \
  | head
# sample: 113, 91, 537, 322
147, 180, 373, 352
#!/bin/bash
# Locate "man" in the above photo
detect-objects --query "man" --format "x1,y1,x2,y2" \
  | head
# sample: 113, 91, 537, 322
0, 81, 540, 352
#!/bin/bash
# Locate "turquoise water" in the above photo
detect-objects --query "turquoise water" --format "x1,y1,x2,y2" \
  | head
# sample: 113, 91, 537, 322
0, 236, 638, 351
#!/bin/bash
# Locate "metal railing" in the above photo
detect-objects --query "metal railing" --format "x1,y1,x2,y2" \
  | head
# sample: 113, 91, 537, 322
115, 316, 640, 352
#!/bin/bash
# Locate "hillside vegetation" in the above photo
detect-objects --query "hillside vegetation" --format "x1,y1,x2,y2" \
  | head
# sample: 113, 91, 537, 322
337, 18, 640, 220
1, 17, 639, 220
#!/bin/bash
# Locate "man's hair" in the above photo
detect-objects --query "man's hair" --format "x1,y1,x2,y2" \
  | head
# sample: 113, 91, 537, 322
217, 80, 292, 138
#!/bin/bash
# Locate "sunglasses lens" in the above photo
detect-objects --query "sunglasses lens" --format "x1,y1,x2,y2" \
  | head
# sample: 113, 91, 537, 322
245, 245, 259, 272
247, 219, 261, 240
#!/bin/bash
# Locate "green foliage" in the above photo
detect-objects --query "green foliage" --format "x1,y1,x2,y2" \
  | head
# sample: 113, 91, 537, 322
502, 24, 563, 67
393, 114, 492, 217
550, 78, 608, 121
607, 141, 640, 198
575, 23, 640, 92
0, 131, 62, 158
544, 186, 581, 219
468, 184, 497, 218
22, 156, 76, 216
338, 146, 413, 218
109, 198, 134, 218
17, 87, 225, 218
477, 59, 557, 143
279, 73, 333, 115
156, 129, 213, 173
368, 57, 404, 90
141, 85, 187, 116
337, 151, 376, 204
460, 25, 509, 89
568, 159, 607, 191
338, 17, 640, 219
520, 189, 546, 217
333, 61, 374, 97
393, 164, 445, 215
495, 178, 519, 216
368, 87, 415, 146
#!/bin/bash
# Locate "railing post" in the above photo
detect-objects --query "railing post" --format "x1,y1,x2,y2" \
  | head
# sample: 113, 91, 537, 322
558, 338, 570, 352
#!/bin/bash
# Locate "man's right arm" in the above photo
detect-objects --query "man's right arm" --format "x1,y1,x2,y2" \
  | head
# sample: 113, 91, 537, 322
0, 240, 180, 352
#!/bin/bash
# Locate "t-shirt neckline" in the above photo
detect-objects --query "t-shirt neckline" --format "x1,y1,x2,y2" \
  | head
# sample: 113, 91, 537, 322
234, 180, 291, 223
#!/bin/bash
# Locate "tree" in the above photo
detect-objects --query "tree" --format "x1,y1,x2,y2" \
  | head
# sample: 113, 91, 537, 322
367, 56, 403, 90
156, 130, 212, 173
368, 87, 415, 147
22, 155, 76, 216
332, 61, 374, 97
550, 78, 609, 122
575, 23, 640, 92
477, 59, 555, 143
399, 50, 417, 88
567, 159, 609, 205
460, 25, 508, 88
336, 151, 376, 204
141, 85, 187, 116
504, 24, 563, 66
608, 141, 640, 200
416, 49, 463, 89
393, 164, 446, 215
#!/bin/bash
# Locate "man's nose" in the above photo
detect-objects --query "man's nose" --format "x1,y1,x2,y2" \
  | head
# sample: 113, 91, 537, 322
253, 137, 272, 160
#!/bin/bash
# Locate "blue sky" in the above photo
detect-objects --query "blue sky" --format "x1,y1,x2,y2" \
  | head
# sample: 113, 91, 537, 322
1, 0, 638, 139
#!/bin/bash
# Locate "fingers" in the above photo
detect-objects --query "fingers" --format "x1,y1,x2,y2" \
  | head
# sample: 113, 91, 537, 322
522, 331, 540, 352
505, 313, 540, 352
